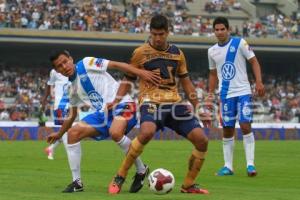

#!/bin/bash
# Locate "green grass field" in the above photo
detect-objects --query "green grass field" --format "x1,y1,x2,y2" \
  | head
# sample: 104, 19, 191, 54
1, 140, 300, 200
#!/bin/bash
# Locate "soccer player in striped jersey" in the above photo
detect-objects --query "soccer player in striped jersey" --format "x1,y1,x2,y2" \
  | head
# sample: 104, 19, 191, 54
46, 50, 160, 193
207, 17, 265, 177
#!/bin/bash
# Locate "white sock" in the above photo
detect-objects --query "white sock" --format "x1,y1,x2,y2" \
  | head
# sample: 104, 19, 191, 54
243, 132, 255, 167
61, 133, 68, 146
117, 135, 146, 174
66, 142, 81, 181
223, 136, 235, 171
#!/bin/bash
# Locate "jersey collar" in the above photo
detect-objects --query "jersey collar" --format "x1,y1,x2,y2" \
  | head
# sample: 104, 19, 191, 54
148, 41, 170, 52
218, 37, 232, 47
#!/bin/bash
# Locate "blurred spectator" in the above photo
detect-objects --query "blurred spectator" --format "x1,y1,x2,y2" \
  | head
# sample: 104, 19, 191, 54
0, 0, 299, 39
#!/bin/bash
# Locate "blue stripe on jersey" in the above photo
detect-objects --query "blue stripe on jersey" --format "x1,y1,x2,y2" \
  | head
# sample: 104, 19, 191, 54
76, 60, 104, 111
220, 37, 241, 100
57, 83, 69, 110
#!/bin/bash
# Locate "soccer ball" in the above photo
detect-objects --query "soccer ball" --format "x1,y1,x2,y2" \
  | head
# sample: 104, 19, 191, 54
148, 168, 175, 194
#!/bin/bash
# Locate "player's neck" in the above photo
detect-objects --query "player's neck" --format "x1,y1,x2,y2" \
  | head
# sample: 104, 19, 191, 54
69, 69, 77, 82
218, 37, 231, 46
149, 41, 169, 51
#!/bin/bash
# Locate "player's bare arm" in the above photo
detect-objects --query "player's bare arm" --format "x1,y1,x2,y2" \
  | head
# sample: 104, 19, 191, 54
107, 61, 161, 86
248, 57, 265, 97
106, 77, 133, 110
47, 106, 77, 144
180, 76, 211, 127
180, 76, 199, 108
207, 69, 218, 108
208, 69, 218, 95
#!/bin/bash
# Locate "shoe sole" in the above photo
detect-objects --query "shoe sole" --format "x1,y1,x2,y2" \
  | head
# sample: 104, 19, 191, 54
215, 172, 234, 176
62, 189, 84, 193
180, 188, 209, 194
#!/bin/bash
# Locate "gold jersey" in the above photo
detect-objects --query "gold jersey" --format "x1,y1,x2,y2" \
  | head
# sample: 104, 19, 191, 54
128, 43, 189, 104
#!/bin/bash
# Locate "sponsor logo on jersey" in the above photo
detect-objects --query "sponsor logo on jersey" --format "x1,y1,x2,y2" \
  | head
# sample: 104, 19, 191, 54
89, 57, 95, 66
229, 46, 236, 53
147, 103, 157, 114
88, 91, 103, 110
242, 103, 251, 116
224, 116, 230, 122
79, 73, 88, 82
95, 58, 103, 68
248, 46, 253, 51
221, 61, 236, 80
223, 103, 228, 111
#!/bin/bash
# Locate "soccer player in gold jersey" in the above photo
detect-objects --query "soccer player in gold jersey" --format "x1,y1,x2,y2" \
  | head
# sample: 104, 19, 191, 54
108, 14, 210, 194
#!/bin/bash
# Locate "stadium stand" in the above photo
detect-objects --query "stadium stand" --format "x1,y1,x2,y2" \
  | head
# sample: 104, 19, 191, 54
0, 65, 299, 123
0, 0, 299, 38
0, 0, 299, 123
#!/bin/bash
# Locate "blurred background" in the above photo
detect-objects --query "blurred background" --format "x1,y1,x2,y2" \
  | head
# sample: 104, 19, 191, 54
0, 0, 299, 125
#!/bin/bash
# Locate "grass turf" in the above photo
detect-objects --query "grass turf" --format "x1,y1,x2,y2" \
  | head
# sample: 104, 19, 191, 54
0, 140, 299, 200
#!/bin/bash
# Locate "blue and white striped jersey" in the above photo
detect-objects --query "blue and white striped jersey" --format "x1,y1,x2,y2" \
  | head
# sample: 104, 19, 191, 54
208, 37, 255, 99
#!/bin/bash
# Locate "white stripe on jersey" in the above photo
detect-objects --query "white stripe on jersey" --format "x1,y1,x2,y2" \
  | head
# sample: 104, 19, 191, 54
69, 57, 133, 111
47, 69, 70, 110
208, 37, 255, 99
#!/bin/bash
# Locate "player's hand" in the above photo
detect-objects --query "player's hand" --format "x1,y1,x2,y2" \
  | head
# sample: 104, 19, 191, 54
138, 70, 161, 86
47, 132, 61, 144
106, 99, 119, 110
255, 81, 265, 97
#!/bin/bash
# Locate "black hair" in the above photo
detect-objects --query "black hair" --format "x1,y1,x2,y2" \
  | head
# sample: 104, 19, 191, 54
213, 17, 229, 29
49, 50, 71, 62
150, 14, 169, 31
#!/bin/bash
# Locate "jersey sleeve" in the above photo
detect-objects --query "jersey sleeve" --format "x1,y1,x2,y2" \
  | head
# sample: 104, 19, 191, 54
82, 57, 109, 72
177, 50, 189, 78
47, 70, 56, 86
240, 38, 255, 60
130, 48, 142, 69
208, 48, 216, 70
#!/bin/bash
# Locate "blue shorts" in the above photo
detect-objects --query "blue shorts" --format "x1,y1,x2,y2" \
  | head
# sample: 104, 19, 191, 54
53, 109, 69, 125
140, 103, 201, 138
81, 102, 137, 141
220, 94, 253, 127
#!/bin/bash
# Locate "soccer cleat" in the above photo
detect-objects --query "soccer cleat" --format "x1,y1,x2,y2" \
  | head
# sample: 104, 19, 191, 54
108, 175, 125, 194
44, 147, 54, 160
247, 165, 257, 177
62, 179, 84, 193
180, 184, 209, 194
216, 166, 234, 176
129, 165, 150, 193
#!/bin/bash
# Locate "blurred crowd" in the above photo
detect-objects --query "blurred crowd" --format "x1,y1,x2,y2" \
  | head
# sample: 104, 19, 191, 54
0, 66, 299, 123
0, 0, 299, 39
0, 66, 48, 121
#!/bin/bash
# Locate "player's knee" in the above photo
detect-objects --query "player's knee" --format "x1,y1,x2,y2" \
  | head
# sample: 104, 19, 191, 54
138, 129, 155, 144
192, 132, 208, 152
110, 130, 123, 142
67, 128, 81, 144
198, 135, 208, 151
240, 124, 251, 134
